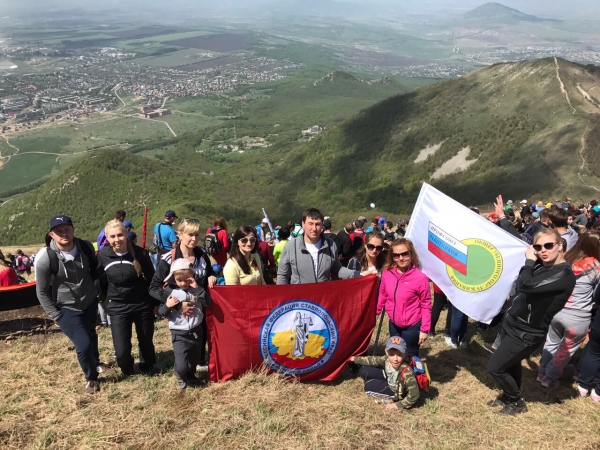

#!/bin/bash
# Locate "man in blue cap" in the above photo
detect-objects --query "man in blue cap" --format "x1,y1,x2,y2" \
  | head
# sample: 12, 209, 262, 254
35, 215, 104, 394
151, 210, 178, 267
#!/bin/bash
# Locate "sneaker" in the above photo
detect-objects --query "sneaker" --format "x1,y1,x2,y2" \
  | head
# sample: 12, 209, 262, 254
483, 342, 497, 354
536, 372, 546, 384
175, 379, 187, 390
487, 394, 510, 407
196, 365, 208, 372
85, 380, 100, 394
96, 363, 114, 375
577, 385, 589, 397
591, 390, 600, 403
540, 377, 558, 389
498, 399, 528, 416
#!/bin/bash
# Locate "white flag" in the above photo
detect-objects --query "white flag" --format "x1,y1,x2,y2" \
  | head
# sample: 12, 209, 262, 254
405, 183, 528, 324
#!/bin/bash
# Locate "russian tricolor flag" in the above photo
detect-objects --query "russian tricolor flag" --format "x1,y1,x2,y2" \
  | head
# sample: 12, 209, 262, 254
427, 222, 468, 276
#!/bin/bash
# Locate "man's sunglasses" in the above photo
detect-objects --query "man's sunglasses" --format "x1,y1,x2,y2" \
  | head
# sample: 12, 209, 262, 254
240, 237, 257, 245
533, 242, 559, 251
392, 251, 411, 259
366, 243, 384, 252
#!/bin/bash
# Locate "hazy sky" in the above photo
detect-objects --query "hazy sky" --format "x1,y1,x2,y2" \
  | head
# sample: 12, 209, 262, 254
0, 0, 597, 19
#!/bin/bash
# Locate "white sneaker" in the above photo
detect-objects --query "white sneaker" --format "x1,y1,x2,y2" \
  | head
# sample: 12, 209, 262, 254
196, 365, 208, 372
577, 385, 589, 397
445, 336, 457, 349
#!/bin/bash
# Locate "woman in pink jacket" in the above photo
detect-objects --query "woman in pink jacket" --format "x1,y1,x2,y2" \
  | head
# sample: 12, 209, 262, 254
377, 238, 432, 358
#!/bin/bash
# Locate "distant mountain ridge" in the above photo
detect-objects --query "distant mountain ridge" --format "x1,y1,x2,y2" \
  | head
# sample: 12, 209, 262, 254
462, 2, 554, 24
1, 58, 600, 245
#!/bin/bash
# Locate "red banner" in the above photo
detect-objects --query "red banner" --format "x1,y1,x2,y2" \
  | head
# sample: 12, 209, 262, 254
206, 277, 378, 382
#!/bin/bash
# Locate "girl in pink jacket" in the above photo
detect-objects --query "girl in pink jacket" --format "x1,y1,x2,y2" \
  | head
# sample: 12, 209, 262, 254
378, 238, 432, 358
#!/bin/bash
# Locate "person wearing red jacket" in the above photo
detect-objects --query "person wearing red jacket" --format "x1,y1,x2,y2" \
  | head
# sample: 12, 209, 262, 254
377, 238, 431, 358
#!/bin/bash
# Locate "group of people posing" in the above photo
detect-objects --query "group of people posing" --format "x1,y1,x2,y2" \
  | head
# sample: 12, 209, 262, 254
33, 199, 600, 415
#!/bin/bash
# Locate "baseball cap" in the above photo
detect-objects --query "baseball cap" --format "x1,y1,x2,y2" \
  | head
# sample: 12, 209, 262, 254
123, 220, 134, 229
545, 203, 552, 209
164, 258, 193, 283
532, 212, 540, 219
378, 217, 386, 224
127, 231, 137, 241
49, 215, 73, 230
165, 210, 178, 218
488, 212, 498, 219
261, 218, 269, 224
375, 216, 381, 221
507, 200, 513, 205
520, 199, 527, 204
385, 336, 407, 354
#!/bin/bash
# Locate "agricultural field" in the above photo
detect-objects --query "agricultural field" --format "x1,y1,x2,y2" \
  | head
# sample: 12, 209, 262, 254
177, 56, 242, 71
0, 153, 56, 194
167, 33, 250, 52
129, 49, 219, 68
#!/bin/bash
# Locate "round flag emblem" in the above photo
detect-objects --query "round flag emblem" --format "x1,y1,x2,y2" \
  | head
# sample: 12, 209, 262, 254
445, 238, 503, 292
259, 300, 338, 376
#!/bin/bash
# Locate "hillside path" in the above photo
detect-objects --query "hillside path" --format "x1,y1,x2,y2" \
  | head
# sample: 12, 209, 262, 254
554, 57, 577, 115
132, 115, 177, 137
0, 135, 20, 165
577, 124, 600, 193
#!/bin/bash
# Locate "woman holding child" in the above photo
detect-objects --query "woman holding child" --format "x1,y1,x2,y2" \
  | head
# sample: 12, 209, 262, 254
149, 218, 216, 369
98, 219, 156, 376
377, 238, 431, 358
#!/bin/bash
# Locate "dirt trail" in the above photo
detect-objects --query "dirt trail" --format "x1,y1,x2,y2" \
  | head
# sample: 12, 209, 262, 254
576, 84, 600, 110
554, 57, 577, 115
0, 135, 21, 164
577, 124, 600, 193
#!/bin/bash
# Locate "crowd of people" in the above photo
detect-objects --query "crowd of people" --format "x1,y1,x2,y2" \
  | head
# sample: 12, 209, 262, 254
28, 196, 600, 413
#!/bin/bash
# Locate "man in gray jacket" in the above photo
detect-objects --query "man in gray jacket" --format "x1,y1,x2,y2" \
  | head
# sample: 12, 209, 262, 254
277, 208, 359, 284
35, 215, 102, 394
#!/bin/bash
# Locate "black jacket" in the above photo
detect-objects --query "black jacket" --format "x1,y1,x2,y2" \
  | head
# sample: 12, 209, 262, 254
497, 217, 521, 239
335, 229, 354, 260
98, 245, 155, 305
507, 259, 576, 335
521, 206, 532, 218
149, 246, 215, 305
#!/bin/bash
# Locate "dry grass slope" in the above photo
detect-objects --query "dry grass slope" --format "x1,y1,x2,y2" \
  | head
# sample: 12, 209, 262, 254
1, 312, 600, 450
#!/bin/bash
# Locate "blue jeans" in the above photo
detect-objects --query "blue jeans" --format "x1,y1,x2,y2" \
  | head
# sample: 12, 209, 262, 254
55, 300, 100, 381
450, 303, 468, 345
389, 320, 421, 358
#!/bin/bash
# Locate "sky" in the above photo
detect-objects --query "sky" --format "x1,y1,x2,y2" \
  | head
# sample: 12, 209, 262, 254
0, 0, 598, 19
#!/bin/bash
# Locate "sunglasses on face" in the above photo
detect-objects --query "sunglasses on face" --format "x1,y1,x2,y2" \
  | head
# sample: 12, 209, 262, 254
240, 237, 257, 245
533, 242, 559, 251
393, 251, 411, 259
366, 243, 384, 252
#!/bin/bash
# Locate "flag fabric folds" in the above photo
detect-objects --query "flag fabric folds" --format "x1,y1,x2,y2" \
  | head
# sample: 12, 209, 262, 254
206, 276, 378, 382
405, 183, 528, 324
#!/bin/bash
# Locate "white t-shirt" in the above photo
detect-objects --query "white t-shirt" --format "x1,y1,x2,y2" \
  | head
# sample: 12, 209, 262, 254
60, 247, 78, 262
305, 240, 322, 277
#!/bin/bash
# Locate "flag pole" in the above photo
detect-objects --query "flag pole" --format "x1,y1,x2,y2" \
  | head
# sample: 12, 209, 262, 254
142, 206, 148, 248
370, 308, 385, 356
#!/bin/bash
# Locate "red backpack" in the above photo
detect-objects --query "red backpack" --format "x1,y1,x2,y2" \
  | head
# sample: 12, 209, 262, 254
401, 356, 431, 391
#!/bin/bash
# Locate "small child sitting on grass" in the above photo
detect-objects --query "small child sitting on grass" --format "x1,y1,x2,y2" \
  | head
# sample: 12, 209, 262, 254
350, 336, 420, 410
158, 258, 211, 389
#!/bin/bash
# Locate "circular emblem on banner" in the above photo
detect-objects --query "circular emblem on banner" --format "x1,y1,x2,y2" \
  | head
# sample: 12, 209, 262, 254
259, 300, 338, 376
446, 238, 503, 292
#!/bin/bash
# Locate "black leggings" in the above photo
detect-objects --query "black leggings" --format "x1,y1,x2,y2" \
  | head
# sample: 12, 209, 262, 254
431, 292, 452, 335
487, 320, 544, 401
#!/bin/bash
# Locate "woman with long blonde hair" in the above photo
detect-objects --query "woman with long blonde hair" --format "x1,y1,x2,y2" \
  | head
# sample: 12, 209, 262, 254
97, 219, 156, 376
487, 228, 575, 415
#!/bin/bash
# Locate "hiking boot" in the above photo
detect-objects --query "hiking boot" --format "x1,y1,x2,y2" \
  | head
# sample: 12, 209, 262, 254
85, 380, 100, 394
483, 342, 496, 354
498, 399, 528, 416
487, 394, 510, 407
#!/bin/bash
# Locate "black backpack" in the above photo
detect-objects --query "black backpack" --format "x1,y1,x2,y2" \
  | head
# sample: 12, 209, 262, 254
521, 223, 536, 245
47, 238, 98, 280
204, 228, 223, 256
